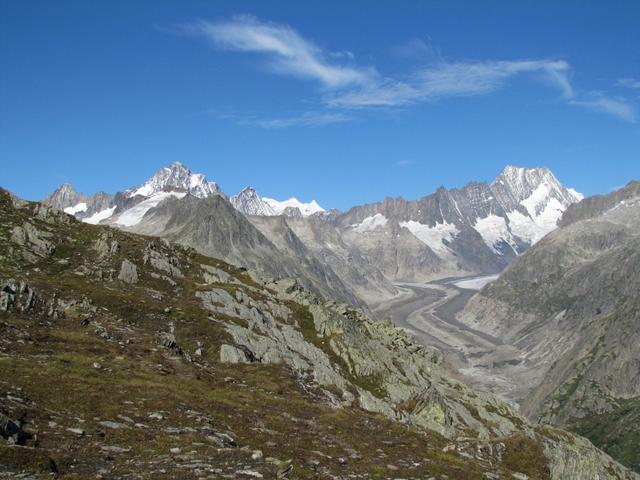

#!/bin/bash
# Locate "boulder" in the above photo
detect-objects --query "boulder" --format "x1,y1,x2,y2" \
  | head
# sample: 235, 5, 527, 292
117, 259, 138, 284
0, 413, 30, 445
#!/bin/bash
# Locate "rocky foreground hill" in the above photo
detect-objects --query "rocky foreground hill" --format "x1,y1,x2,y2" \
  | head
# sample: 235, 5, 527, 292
458, 181, 640, 473
1, 189, 637, 479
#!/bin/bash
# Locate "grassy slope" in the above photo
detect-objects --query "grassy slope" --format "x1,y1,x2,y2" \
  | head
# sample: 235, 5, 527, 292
0, 189, 587, 479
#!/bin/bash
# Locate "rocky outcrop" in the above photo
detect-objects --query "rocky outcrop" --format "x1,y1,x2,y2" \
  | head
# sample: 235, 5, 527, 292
117, 259, 138, 284
10, 222, 55, 262
0, 412, 31, 445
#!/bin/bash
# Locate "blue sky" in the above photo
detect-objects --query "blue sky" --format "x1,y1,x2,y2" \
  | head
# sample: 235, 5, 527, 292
1, 1, 639, 210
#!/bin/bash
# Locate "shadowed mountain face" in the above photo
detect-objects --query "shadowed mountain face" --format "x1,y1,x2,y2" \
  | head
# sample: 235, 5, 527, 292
249, 214, 398, 304
457, 181, 640, 472
127, 193, 373, 309
1, 187, 637, 479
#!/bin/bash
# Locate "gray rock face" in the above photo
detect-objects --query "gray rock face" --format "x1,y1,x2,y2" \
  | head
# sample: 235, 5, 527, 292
117, 259, 138, 284
220, 344, 253, 363
11, 222, 55, 262
559, 180, 640, 227
42, 182, 84, 211
247, 214, 398, 305
1, 280, 37, 312
282, 206, 303, 218
201, 275, 521, 439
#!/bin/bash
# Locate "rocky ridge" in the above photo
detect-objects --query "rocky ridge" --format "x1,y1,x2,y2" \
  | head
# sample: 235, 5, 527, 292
334, 166, 583, 282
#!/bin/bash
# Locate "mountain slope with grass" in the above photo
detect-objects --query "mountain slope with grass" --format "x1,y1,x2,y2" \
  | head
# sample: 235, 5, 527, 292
1, 188, 636, 479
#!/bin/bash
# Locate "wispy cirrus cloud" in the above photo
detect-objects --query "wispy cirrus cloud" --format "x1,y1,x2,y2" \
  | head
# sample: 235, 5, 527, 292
328, 59, 573, 108
616, 78, 640, 90
396, 159, 414, 167
389, 37, 441, 62
179, 15, 375, 89
167, 15, 637, 126
218, 110, 352, 129
569, 94, 636, 123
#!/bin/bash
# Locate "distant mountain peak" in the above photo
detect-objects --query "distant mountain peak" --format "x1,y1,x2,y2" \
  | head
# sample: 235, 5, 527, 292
492, 164, 583, 205
43, 182, 84, 211
230, 186, 276, 216
127, 162, 221, 199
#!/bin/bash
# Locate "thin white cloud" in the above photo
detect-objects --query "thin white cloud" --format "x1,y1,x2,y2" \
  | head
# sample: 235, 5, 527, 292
569, 95, 636, 122
167, 16, 637, 125
389, 38, 441, 61
184, 15, 374, 89
617, 78, 640, 89
328, 59, 573, 108
329, 50, 355, 60
222, 111, 351, 129
396, 160, 413, 167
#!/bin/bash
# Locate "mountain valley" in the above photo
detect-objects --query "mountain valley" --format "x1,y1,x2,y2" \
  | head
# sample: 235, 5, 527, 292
3, 163, 638, 478
1, 184, 637, 479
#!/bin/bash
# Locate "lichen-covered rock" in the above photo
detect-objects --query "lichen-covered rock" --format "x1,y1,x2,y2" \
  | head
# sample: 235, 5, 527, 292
201, 264, 235, 284
544, 433, 637, 479
144, 241, 184, 278
220, 344, 252, 363
94, 232, 119, 259
10, 222, 55, 262
117, 259, 138, 284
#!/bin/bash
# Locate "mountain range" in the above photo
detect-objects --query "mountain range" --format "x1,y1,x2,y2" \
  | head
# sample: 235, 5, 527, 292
43, 161, 582, 306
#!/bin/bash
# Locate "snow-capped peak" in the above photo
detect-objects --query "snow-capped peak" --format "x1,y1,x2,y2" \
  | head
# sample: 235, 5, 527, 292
493, 165, 582, 206
127, 162, 221, 199
230, 187, 277, 216
484, 165, 584, 247
263, 197, 325, 217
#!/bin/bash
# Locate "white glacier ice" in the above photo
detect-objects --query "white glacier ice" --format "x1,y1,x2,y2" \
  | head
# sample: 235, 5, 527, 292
400, 220, 459, 254
64, 202, 88, 215
82, 206, 116, 225
352, 213, 388, 233
115, 191, 186, 227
